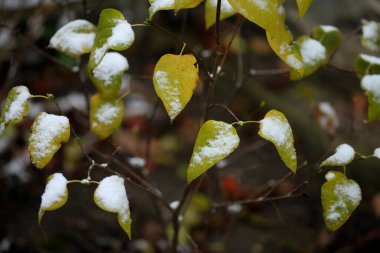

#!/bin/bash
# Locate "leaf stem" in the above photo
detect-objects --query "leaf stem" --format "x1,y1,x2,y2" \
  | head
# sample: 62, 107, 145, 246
231, 120, 260, 126
131, 23, 150, 27
179, 42, 186, 55
67, 179, 99, 185
30, 95, 51, 100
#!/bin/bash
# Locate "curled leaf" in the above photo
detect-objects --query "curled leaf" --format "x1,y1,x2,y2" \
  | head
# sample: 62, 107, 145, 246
312, 25, 342, 59
355, 54, 380, 79
205, 0, 236, 29
94, 175, 132, 238
361, 75, 380, 121
259, 110, 297, 172
187, 120, 240, 183
29, 113, 70, 169
149, 0, 175, 19
320, 144, 355, 167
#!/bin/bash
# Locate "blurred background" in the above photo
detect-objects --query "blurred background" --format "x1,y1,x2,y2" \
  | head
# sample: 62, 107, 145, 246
1, 0, 380, 252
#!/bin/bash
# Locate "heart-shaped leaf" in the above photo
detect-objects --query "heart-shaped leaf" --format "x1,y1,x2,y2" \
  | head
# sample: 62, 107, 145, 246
361, 75, 380, 121
50, 20, 97, 57
321, 171, 361, 231
361, 20, 380, 52
320, 144, 355, 167
94, 175, 132, 238
355, 54, 380, 79
296, 0, 313, 18
90, 94, 124, 140
205, 0, 236, 29
312, 25, 342, 59
187, 120, 240, 183
29, 113, 70, 169
38, 173, 68, 224
153, 54, 199, 121
259, 110, 297, 172
0, 86, 30, 133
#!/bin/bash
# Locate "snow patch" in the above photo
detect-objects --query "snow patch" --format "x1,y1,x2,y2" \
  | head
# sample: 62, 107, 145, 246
93, 52, 129, 86
154, 70, 181, 118
360, 54, 380, 65
361, 75, 380, 103
320, 25, 338, 33
41, 173, 67, 209
362, 21, 379, 51
260, 115, 291, 146
300, 38, 326, 66
373, 147, 380, 159
3, 86, 30, 124
322, 144, 355, 166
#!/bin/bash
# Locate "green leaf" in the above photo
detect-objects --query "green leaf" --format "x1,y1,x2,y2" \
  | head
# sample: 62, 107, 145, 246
94, 175, 132, 238
361, 20, 380, 52
205, 0, 236, 29
88, 8, 134, 70
149, 0, 175, 19
90, 94, 124, 140
320, 144, 355, 167
291, 36, 327, 80
361, 75, 380, 122
258, 110, 297, 172
90, 52, 129, 99
174, 0, 203, 12
296, 0, 313, 18
153, 54, 199, 121
321, 171, 361, 232
38, 173, 68, 224
29, 112, 70, 169
311, 25, 342, 59
355, 54, 380, 79
187, 120, 240, 183
50, 20, 97, 57
0, 86, 30, 133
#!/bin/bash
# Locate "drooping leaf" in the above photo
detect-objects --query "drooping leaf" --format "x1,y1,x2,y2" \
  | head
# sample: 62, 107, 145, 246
355, 54, 380, 79
29, 113, 70, 169
258, 110, 297, 172
38, 173, 68, 224
321, 171, 361, 231
296, 0, 313, 18
187, 120, 240, 183
291, 36, 327, 80
205, 0, 236, 29
149, 0, 175, 19
312, 25, 342, 59
88, 8, 135, 70
0, 86, 30, 133
90, 52, 129, 99
174, 0, 203, 13
94, 175, 132, 238
90, 94, 124, 140
320, 144, 355, 167
50, 20, 97, 57
361, 75, 380, 121
361, 20, 380, 52
153, 54, 199, 121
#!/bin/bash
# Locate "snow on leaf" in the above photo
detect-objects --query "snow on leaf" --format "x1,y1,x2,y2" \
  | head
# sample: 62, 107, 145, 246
90, 94, 124, 140
38, 173, 68, 224
373, 148, 380, 159
153, 54, 199, 121
361, 75, 380, 121
49, 20, 97, 57
149, 0, 175, 19
296, 0, 313, 18
320, 144, 355, 167
88, 8, 134, 70
29, 113, 70, 169
91, 52, 129, 99
205, 0, 236, 29
311, 25, 342, 59
0, 86, 30, 133
174, 0, 203, 13
321, 171, 361, 231
94, 175, 132, 238
316, 102, 339, 136
187, 120, 240, 183
259, 110, 297, 172
361, 20, 380, 52
355, 54, 380, 79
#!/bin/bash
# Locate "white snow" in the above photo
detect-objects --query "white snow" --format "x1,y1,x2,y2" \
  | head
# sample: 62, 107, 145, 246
93, 52, 129, 86
335, 182, 362, 206
260, 114, 291, 147
29, 113, 70, 161
94, 102, 122, 125
128, 157, 146, 167
317, 102, 339, 134
300, 38, 326, 66
362, 21, 379, 51
287, 55, 303, 70
3, 154, 30, 183
373, 148, 380, 159
360, 54, 380, 65
95, 175, 130, 221
3, 86, 30, 124
40, 173, 67, 209
361, 75, 380, 103
325, 172, 336, 181
209, 0, 235, 13
227, 203, 242, 214
170, 200, 180, 210
150, 0, 175, 16
321, 144, 355, 166
50, 20, 96, 56
320, 25, 338, 33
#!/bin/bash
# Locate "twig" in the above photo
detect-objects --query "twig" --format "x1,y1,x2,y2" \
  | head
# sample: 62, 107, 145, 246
207, 103, 241, 122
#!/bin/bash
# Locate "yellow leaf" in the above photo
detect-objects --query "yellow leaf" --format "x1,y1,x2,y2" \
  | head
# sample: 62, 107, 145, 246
205, 0, 236, 29
320, 144, 355, 167
174, 0, 203, 13
296, 0, 313, 18
149, 0, 175, 19
153, 54, 199, 121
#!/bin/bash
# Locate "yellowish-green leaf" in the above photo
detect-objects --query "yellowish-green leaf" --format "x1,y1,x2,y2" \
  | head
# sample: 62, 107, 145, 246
88, 8, 134, 70
355, 54, 380, 79
50, 20, 97, 57
153, 54, 199, 121
320, 144, 355, 167
38, 173, 68, 224
0, 86, 30, 134
321, 171, 361, 232
94, 175, 132, 238
174, 0, 203, 12
291, 36, 327, 80
29, 112, 70, 169
90, 94, 124, 140
312, 25, 342, 59
149, 0, 175, 19
205, 0, 236, 29
90, 52, 129, 99
296, 0, 313, 18
187, 120, 240, 183
361, 20, 380, 52
361, 75, 380, 122
259, 110, 297, 172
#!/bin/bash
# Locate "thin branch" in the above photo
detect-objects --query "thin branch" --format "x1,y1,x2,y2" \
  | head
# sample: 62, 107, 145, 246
207, 103, 241, 122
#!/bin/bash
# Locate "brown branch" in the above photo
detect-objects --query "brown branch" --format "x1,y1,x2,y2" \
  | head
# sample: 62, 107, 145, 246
207, 103, 241, 122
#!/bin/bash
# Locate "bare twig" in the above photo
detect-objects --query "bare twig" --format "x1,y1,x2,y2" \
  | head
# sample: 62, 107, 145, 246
207, 103, 241, 122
